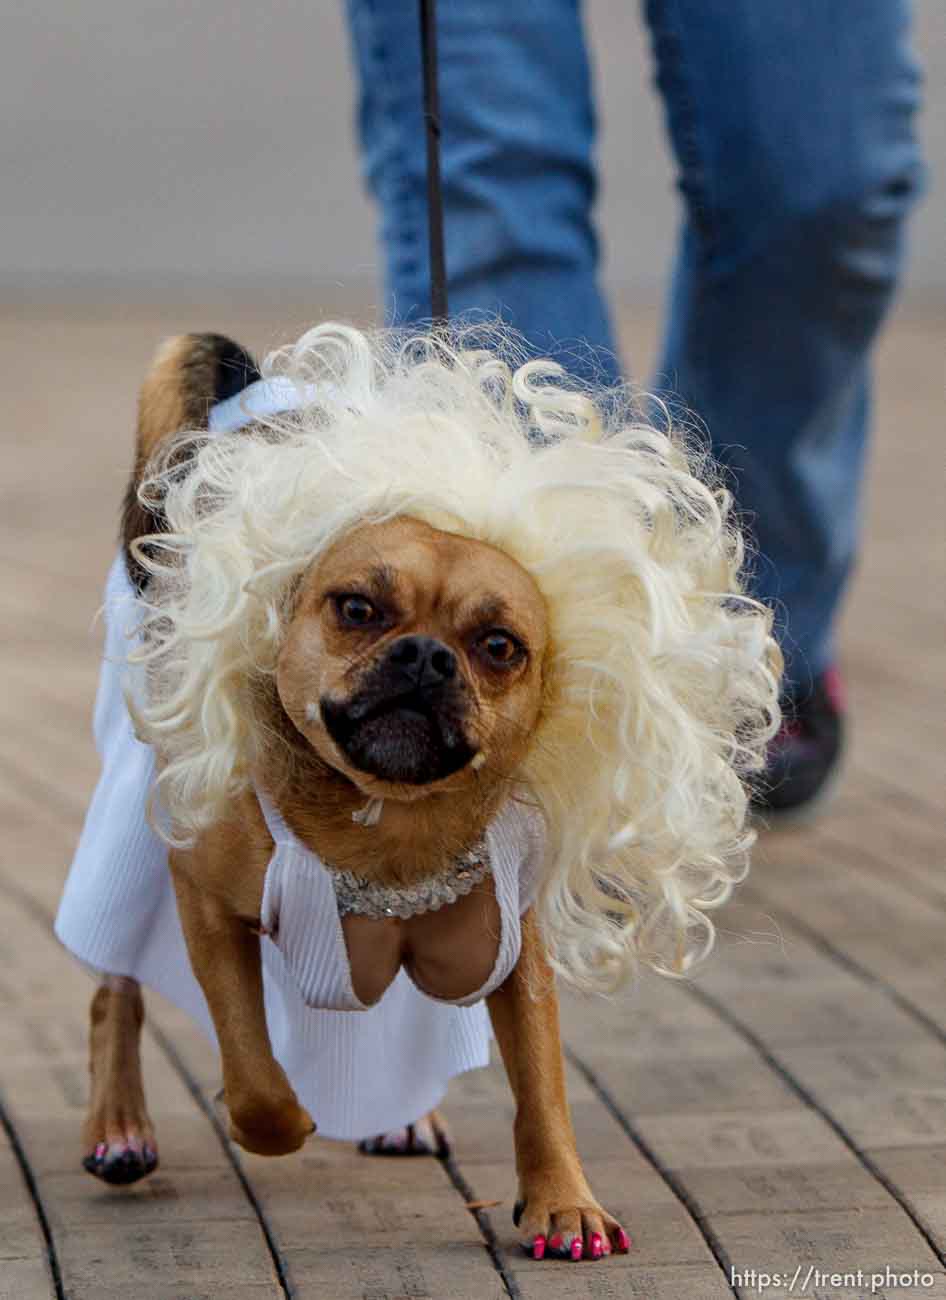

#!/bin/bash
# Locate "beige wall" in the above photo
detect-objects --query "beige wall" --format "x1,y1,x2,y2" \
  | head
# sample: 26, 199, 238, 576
2, 2, 942, 307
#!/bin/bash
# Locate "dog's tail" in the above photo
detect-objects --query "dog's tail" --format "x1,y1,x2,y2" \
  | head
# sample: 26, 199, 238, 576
122, 333, 260, 591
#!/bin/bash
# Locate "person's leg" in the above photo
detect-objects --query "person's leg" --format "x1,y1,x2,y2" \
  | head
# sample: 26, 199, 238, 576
345, 0, 620, 385
642, 0, 925, 690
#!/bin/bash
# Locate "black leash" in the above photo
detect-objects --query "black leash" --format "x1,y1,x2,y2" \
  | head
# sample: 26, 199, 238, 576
419, 0, 448, 325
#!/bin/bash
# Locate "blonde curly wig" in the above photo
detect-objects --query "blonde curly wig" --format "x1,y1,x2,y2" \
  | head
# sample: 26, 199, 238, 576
130, 322, 781, 992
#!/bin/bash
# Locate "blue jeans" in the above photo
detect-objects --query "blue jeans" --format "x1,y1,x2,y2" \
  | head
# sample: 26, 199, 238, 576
346, 0, 924, 685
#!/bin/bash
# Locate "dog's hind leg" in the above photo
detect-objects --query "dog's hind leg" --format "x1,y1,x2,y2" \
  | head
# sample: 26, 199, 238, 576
82, 975, 158, 1185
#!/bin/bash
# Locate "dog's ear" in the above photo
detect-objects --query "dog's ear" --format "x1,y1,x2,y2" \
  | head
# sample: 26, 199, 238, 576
122, 333, 260, 592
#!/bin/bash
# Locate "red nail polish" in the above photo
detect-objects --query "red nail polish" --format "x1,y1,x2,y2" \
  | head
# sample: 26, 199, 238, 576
590, 1233, 603, 1259
616, 1228, 630, 1252
548, 1234, 564, 1251
532, 1236, 546, 1260
571, 1239, 583, 1261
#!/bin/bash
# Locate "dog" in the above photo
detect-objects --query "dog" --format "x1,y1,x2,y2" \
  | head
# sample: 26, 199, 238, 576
57, 323, 780, 1263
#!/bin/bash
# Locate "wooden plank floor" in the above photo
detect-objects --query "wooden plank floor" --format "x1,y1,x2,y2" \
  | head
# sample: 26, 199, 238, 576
1, 302, 943, 1300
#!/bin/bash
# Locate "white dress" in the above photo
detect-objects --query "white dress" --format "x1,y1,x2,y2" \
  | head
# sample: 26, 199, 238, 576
55, 381, 543, 1140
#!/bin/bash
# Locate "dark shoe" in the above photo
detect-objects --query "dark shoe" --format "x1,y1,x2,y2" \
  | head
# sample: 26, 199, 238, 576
752, 666, 846, 823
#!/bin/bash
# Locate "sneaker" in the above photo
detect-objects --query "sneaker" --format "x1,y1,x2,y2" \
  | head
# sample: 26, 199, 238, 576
752, 666, 846, 823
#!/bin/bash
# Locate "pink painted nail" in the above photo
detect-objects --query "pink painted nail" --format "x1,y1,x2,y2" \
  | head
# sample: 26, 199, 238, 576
616, 1228, 630, 1253
548, 1234, 564, 1251
590, 1233, 603, 1259
570, 1239, 583, 1262
532, 1236, 546, 1260
94, 1143, 106, 1158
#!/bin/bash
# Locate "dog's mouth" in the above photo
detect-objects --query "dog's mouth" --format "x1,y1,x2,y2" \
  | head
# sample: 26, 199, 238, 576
320, 686, 476, 785
346, 688, 435, 728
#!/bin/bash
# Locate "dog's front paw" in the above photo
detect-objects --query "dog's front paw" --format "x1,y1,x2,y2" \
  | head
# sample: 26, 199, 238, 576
514, 1175, 630, 1262
227, 1095, 315, 1156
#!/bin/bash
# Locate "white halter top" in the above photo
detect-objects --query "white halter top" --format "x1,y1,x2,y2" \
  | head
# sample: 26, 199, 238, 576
257, 790, 537, 1014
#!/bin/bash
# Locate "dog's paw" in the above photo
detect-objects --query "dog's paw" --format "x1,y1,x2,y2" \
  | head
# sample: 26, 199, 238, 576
227, 1096, 315, 1156
82, 1099, 158, 1187
82, 1134, 159, 1186
81, 1128, 159, 1190
513, 1188, 630, 1262
357, 1109, 451, 1157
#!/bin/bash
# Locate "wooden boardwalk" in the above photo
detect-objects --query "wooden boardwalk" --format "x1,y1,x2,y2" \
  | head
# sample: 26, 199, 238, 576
1, 303, 943, 1300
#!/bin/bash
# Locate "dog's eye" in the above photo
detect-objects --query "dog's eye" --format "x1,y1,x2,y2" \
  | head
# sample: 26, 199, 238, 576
336, 594, 378, 626
478, 629, 524, 666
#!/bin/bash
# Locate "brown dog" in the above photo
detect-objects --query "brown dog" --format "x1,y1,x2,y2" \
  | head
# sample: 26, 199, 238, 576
81, 333, 629, 1262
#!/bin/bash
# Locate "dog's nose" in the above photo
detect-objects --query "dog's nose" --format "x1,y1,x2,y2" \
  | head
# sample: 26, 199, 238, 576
388, 635, 457, 688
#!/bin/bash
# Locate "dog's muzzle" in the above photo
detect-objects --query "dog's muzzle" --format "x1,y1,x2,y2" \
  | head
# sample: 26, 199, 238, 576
321, 635, 477, 784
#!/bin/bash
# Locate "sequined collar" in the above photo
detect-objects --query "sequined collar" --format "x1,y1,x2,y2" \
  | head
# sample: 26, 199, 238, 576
331, 840, 490, 919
